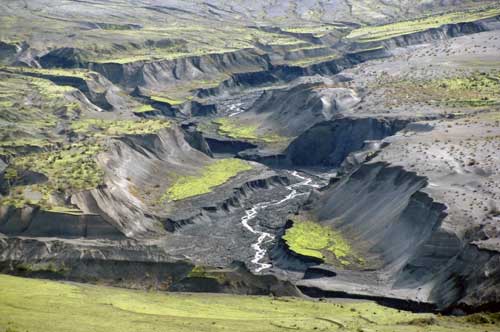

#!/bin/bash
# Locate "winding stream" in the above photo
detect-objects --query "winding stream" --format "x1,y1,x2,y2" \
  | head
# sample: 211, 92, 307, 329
241, 171, 324, 272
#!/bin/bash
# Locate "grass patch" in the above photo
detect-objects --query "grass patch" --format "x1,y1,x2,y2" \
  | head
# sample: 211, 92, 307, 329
347, 7, 500, 42
0, 274, 494, 332
71, 118, 171, 136
213, 118, 285, 143
283, 218, 364, 267
162, 159, 252, 201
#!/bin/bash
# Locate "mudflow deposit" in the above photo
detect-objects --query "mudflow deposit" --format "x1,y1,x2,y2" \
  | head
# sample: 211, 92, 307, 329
1, 1, 500, 331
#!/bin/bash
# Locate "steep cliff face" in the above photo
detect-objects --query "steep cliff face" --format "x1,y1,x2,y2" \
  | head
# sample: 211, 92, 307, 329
285, 118, 408, 166
0, 205, 124, 239
295, 162, 500, 310
0, 237, 299, 296
89, 49, 271, 90
0, 41, 19, 65
312, 163, 444, 268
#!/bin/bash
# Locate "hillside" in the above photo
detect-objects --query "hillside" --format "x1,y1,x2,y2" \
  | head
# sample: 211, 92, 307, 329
1, 1, 500, 330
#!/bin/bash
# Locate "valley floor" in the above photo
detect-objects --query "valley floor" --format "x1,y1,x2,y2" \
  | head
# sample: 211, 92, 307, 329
0, 274, 498, 332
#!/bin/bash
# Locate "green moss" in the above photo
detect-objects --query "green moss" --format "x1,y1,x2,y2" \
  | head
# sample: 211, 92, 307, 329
187, 266, 225, 283
16, 262, 69, 275
283, 219, 364, 267
162, 159, 252, 201
71, 118, 171, 136
134, 104, 155, 113
0, 274, 494, 332
213, 118, 285, 143
2, 66, 91, 79
347, 7, 500, 42
150, 95, 184, 105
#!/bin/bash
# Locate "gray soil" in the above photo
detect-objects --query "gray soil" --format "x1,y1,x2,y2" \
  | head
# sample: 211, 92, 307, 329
1, 0, 500, 313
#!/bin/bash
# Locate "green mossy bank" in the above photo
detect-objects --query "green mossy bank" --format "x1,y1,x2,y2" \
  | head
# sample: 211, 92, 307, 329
0, 275, 499, 332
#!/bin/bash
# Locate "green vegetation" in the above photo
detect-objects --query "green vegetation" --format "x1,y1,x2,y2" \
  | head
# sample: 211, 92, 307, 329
282, 24, 344, 37
2, 66, 91, 79
1, 5, 310, 65
83, 24, 306, 64
283, 218, 364, 267
0, 274, 497, 332
213, 118, 285, 143
347, 7, 500, 42
288, 53, 341, 67
15, 262, 69, 275
380, 72, 500, 108
0, 138, 55, 149
0, 72, 78, 155
71, 118, 171, 136
30, 77, 76, 98
1, 143, 103, 211
147, 76, 228, 101
162, 159, 252, 201
150, 95, 185, 105
134, 104, 155, 113
187, 266, 225, 282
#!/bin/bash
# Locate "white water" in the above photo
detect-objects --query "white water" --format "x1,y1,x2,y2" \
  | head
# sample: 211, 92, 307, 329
228, 103, 245, 117
241, 171, 323, 272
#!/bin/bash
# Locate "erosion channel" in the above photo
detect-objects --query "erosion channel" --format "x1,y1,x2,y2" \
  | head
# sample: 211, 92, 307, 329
1, 2, 500, 326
